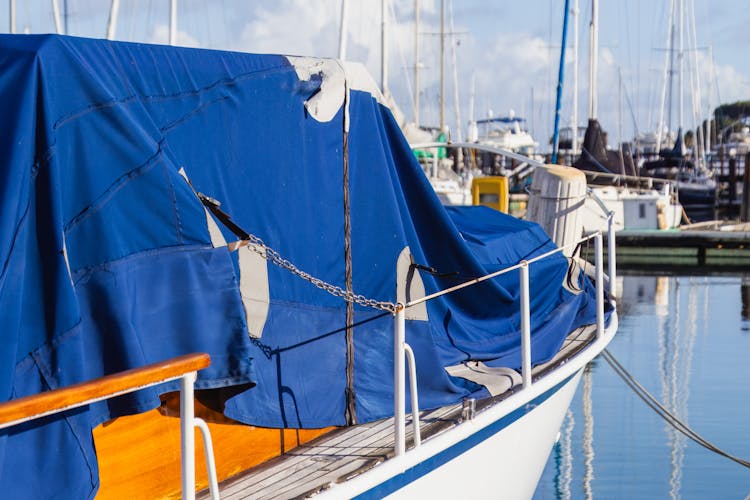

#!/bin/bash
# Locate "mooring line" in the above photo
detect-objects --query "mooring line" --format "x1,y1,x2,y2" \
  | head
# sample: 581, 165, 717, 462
601, 349, 750, 469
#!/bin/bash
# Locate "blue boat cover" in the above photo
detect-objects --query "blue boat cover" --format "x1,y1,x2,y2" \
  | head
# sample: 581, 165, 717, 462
0, 34, 607, 498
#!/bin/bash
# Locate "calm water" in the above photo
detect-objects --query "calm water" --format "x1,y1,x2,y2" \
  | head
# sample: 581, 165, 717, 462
534, 273, 750, 499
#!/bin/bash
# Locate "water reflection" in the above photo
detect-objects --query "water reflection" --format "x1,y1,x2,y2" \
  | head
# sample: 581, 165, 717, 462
742, 277, 750, 324
581, 367, 594, 500
553, 410, 573, 500
536, 273, 750, 499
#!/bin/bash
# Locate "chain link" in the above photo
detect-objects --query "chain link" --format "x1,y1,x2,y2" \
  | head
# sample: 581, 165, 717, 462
236, 235, 399, 314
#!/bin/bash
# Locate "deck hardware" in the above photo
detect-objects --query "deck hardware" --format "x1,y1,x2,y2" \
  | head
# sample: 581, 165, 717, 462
461, 398, 476, 421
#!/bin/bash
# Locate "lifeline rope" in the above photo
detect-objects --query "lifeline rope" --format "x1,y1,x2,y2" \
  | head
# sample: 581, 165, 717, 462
601, 349, 750, 469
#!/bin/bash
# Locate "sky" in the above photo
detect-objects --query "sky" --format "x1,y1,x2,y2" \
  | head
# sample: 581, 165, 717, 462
7, 0, 749, 153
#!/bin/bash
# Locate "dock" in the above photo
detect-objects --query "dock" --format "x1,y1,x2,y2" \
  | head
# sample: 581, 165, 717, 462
601, 221, 750, 271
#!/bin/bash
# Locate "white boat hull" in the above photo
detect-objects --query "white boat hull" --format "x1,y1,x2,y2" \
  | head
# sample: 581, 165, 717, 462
581, 185, 682, 232
320, 313, 617, 500
385, 371, 582, 500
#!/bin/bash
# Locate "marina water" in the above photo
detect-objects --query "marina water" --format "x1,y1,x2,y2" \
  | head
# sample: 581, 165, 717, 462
534, 272, 750, 499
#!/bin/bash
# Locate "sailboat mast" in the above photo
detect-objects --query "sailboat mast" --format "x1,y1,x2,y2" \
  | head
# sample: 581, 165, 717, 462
706, 45, 714, 152
468, 73, 477, 142
9, 0, 15, 34
414, 0, 419, 127
449, 0, 462, 142
656, 0, 675, 154
439, 0, 445, 132
588, 0, 598, 120
381, 0, 389, 96
678, 0, 684, 136
338, 0, 349, 60
51, 0, 62, 34
169, 0, 177, 46
572, 0, 579, 154
552, 0, 571, 164
688, 0, 705, 167
107, 0, 120, 40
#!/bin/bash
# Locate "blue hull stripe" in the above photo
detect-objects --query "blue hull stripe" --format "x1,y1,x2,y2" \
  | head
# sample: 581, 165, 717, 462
353, 373, 577, 499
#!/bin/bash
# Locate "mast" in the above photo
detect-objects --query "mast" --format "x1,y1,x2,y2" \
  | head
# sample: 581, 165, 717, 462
381, 0, 389, 96
588, 0, 598, 120
572, 0, 579, 154
656, 0, 676, 154
169, 0, 177, 46
687, 0, 705, 167
414, 0, 419, 126
706, 45, 714, 151
51, 0, 62, 34
439, 0, 445, 132
618, 67, 624, 165
530, 86, 535, 141
449, 0, 462, 142
9, 0, 15, 34
552, 0, 571, 164
107, 0, 120, 40
468, 73, 477, 142
677, 0, 684, 141
338, 0, 349, 60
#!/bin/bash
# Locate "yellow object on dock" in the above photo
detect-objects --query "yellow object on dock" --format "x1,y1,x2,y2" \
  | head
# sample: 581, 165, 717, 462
471, 176, 509, 213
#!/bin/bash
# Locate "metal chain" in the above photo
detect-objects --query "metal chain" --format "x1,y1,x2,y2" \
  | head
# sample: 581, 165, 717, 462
237, 235, 399, 314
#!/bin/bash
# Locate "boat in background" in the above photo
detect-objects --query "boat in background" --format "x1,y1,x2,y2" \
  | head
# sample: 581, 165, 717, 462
634, 128, 676, 157
474, 113, 538, 157
558, 125, 587, 156
641, 131, 718, 220
0, 34, 617, 499
574, 119, 684, 232
469, 113, 541, 178
716, 121, 750, 158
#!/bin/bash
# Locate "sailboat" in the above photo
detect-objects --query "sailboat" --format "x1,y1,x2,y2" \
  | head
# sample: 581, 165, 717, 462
0, 32, 618, 499
641, 130, 718, 216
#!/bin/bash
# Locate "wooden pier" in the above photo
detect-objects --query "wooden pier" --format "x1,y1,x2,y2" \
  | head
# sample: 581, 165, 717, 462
601, 221, 750, 271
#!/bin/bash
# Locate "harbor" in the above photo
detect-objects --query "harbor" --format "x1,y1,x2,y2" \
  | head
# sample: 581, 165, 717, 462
1, 1, 749, 499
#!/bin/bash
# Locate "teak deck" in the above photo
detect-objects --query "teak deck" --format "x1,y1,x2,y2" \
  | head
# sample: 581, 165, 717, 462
196, 325, 597, 499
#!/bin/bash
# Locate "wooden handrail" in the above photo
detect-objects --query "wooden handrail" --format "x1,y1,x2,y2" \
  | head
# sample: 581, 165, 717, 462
0, 353, 210, 427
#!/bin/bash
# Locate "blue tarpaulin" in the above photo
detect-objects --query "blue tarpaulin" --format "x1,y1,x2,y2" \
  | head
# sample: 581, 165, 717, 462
0, 34, 605, 498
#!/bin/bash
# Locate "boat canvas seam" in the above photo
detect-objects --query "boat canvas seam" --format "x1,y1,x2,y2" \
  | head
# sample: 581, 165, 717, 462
62, 139, 166, 235
342, 76, 357, 426
50, 65, 293, 132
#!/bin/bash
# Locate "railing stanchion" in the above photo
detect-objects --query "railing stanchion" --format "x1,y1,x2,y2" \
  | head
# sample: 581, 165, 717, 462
594, 233, 605, 338
520, 262, 532, 388
403, 344, 421, 447
394, 304, 406, 456
180, 371, 197, 500
195, 419, 220, 500
607, 212, 617, 298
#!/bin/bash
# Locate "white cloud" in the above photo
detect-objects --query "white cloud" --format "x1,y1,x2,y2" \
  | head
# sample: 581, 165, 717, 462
149, 24, 201, 48
231, 1, 340, 57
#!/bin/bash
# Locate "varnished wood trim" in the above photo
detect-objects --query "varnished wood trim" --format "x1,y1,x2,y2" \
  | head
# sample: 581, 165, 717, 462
0, 353, 210, 427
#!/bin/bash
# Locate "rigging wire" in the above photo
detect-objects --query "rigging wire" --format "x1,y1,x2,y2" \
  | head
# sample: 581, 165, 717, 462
601, 348, 750, 469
